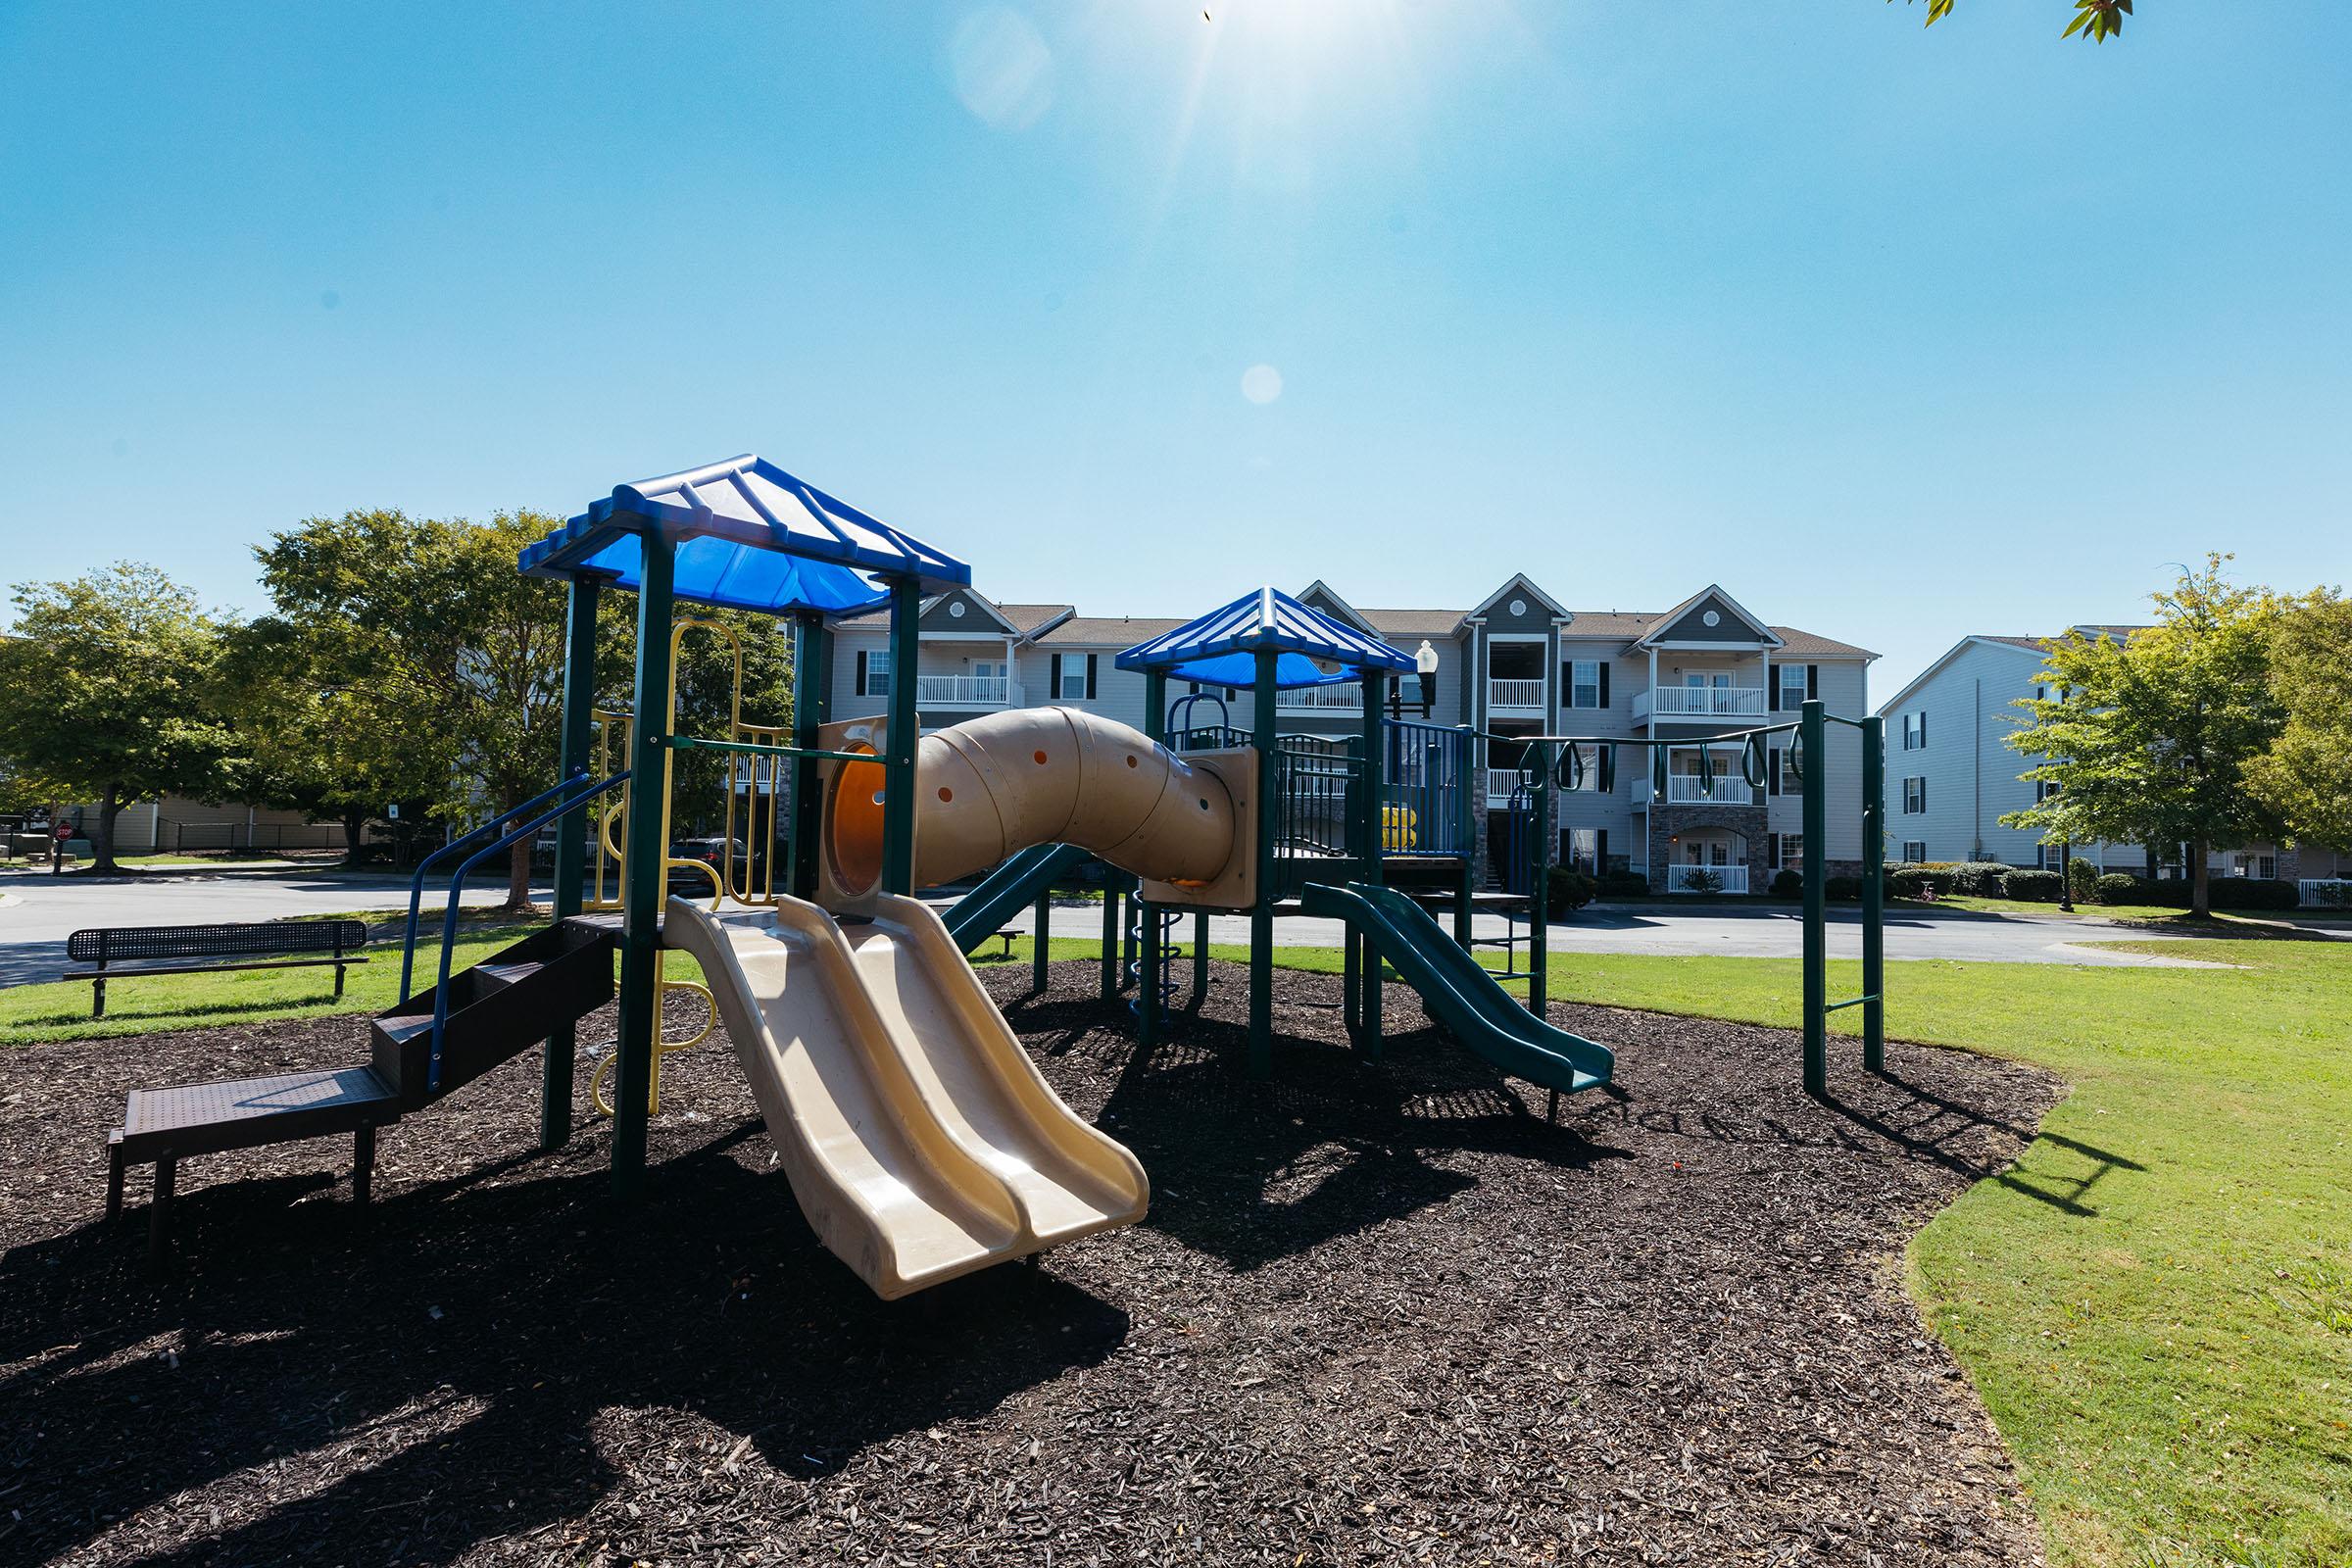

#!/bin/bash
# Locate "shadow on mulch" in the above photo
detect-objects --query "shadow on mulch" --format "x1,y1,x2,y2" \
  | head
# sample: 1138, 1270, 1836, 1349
2, 962, 2069, 1566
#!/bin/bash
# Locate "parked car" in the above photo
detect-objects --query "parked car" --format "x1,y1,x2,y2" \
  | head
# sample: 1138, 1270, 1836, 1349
667, 836, 769, 893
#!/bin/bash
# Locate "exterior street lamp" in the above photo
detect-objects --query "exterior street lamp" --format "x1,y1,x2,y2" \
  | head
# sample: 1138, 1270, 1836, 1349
1415, 639, 1440, 718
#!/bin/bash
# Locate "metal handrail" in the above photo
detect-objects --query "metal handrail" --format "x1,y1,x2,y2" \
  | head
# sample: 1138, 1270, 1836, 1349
399, 767, 594, 997
424, 771, 634, 1092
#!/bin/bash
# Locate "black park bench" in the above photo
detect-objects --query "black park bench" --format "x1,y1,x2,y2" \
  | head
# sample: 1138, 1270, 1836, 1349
66, 920, 370, 1019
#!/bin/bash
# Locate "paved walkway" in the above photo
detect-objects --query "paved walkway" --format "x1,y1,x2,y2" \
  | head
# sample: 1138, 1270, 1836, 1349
7, 868, 2318, 991
0, 868, 547, 989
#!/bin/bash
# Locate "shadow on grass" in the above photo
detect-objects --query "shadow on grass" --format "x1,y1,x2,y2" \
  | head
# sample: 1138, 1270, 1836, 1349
1, 1123, 1127, 1568
1825, 1068, 2143, 1218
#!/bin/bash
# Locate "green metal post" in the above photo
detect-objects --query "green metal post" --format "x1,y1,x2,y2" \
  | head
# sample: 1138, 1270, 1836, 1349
1527, 741, 1549, 1019
1862, 713, 1886, 1074
881, 578, 921, 897
1191, 909, 1208, 1007
1249, 650, 1278, 1077
787, 612, 830, 902
1138, 669, 1167, 1045
1360, 671, 1385, 1052
1454, 724, 1476, 949
541, 572, 601, 1152
1032, 888, 1051, 992
612, 530, 675, 1196
1801, 698, 1828, 1096
1099, 868, 1121, 1001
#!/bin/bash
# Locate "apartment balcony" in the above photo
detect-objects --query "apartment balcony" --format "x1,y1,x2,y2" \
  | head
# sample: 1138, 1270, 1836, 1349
916, 675, 1019, 708
1662, 863, 1749, 895
1487, 677, 1545, 711
1635, 774, 1761, 808
1632, 685, 1767, 722
1485, 767, 1525, 804
1275, 684, 1364, 712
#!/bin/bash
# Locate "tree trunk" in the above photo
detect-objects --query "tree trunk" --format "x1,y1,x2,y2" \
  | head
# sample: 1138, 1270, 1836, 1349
92, 782, 122, 875
341, 809, 368, 866
503, 787, 539, 913
2190, 836, 2211, 917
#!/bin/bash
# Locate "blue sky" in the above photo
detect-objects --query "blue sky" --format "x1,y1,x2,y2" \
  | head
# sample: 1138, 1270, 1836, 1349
3, 2, 2346, 695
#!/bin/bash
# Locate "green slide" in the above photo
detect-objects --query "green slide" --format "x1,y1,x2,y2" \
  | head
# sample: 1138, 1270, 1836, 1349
1299, 881, 1614, 1097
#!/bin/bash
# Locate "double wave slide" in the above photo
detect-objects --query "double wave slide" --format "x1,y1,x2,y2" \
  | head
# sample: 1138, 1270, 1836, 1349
663, 895, 1148, 1299
1298, 881, 1615, 1097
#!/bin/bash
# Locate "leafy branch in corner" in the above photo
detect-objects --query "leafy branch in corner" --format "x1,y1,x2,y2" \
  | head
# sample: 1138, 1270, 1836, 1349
1897, 0, 2134, 43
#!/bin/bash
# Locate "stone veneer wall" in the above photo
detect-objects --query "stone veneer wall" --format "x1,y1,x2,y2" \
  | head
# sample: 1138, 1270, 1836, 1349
1647, 804, 1769, 893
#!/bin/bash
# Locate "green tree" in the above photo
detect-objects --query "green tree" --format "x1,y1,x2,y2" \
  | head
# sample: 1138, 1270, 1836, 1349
0, 564, 235, 873
2002, 556, 2285, 916
2244, 589, 2352, 857
1897, 0, 2135, 43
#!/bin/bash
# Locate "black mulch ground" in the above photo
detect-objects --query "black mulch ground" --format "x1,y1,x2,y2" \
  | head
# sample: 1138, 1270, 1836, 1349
1, 959, 2062, 1567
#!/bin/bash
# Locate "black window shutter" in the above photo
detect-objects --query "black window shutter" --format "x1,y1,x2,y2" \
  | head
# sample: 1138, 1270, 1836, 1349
1598, 747, 1615, 793
1806, 663, 1819, 700
1086, 654, 1099, 699
1598, 662, 1611, 709
1050, 654, 1063, 699
1769, 746, 1782, 796
1768, 673, 1780, 711
855, 650, 868, 696
1596, 827, 1608, 869
1768, 832, 1780, 867
1920, 710, 1928, 747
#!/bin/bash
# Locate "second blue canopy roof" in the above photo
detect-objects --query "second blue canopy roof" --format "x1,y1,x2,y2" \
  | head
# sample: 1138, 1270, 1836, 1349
1117, 587, 1413, 689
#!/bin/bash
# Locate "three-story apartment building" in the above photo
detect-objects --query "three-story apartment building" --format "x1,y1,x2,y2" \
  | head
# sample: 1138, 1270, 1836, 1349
826, 578, 1877, 891
1876, 631, 2348, 882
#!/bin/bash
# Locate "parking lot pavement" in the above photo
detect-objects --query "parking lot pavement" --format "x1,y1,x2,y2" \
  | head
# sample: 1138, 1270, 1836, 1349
939, 899, 2240, 969
0, 869, 548, 990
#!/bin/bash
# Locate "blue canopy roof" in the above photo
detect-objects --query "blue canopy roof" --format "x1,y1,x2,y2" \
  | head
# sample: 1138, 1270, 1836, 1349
518, 454, 967, 612
1116, 587, 1413, 689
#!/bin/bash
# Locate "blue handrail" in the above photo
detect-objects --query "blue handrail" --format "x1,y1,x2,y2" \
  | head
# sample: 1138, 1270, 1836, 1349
420, 771, 633, 1093
398, 768, 597, 997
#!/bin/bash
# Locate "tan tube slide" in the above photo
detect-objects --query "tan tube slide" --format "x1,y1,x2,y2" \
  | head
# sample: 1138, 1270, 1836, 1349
663, 894, 1149, 1299
827, 707, 1241, 896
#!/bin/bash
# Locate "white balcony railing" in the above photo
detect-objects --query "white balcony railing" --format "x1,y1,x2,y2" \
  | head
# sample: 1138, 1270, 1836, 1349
1276, 684, 1365, 711
916, 675, 1016, 707
1664, 863, 1748, 894
1658, 773, 1747, 804
1487, 677, 1545, 710
1486, 767, 1524, 803
1633, 685, 1767, 721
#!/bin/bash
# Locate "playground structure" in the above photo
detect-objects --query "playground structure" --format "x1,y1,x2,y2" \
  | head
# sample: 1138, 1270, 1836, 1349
106, 453, 1885, 1294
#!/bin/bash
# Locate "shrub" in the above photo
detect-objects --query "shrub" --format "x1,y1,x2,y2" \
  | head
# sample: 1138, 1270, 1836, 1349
2093, 872, 2144, 905
1544, 866, 1598, 916
1673, 865, 1725, 896
2066, 856, 2100, 905
2003, 868, 2064, 902
1596, 870, 1649, 899
1888, 866, 1955, 900
1948, 861, 2012, 896
1824, 874, 1863, 901
1768, 867, 1802, 899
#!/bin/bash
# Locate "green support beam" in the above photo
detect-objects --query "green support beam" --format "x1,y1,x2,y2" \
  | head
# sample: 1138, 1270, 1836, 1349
1099, 868, 1121, 1001
881, 578, 920, 897
1454, 723, 1476, 948
1137, 668, 1167, 1047
1359, 670, 1385, 1052
612, 530, 675, 1195
787, 611, 830, 903
1861, 712, 1886, 1074
1527, 741, 1549, 1019
1032, 888, 1052, 992
1249, 652, 1277, 1077
1800, 698, 1828, 1096
541, 571, 601, 1152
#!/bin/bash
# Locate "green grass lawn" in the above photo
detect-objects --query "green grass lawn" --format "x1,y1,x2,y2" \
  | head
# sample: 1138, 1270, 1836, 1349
5, 917, 2345, 1564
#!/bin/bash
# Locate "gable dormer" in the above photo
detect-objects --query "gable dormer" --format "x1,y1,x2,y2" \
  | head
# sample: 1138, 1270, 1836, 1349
1638, 585, 1782, 648
1296, 579, 1379, 637
1465, 573, 1569, 633
918, 588, 1020, 637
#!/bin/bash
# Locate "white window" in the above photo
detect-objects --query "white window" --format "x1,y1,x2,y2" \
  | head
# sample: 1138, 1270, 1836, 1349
2260, 854, 2277, 880
1902, 840, 1927, 863
861, 648, 891, 697
2042, 844, 2069, 870
1057, 662, 1088, 700
1568, 827, 1596, 870
1902, 710, 1929, 751
1779, 663, 1807, 710
1564, 742, 1607, 791
1569, 660, 1602, 710
1779, 834, 1804, 870
1901, 776, 1927, 813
